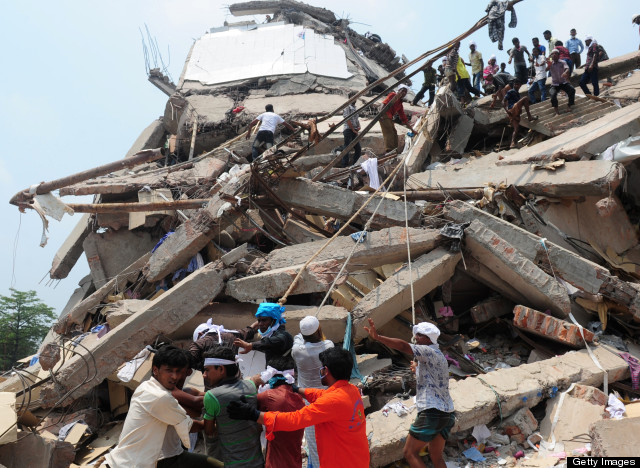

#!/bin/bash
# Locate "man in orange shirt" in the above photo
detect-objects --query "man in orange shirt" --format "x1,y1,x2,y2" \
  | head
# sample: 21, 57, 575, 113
379, 84, 414, 154
227, 347, 369, 468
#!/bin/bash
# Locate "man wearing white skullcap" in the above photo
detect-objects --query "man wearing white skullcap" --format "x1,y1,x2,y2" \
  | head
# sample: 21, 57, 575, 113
364, 318, 453, 468
581, 35, 600, 96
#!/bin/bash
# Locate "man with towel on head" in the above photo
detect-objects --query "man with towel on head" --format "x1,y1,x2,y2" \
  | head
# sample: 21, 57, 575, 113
364, 319, 454, 468
234, 303, 293, 367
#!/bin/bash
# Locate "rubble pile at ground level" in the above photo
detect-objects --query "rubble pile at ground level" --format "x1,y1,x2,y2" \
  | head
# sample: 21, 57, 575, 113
2, 2, 640, 467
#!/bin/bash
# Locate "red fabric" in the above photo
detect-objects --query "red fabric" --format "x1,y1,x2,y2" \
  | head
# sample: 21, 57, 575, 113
382, 92, 408, 124
257, 385, 305, 468
556, 46, 571, 61
262, 380, 369, 468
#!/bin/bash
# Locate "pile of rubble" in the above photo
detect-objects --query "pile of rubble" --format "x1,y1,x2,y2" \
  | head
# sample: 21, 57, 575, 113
2, 1, 640, 467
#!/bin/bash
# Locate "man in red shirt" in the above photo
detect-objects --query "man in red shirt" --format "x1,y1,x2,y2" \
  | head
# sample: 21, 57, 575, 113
379, 85, 414, 154
227, 347, 369, 468
256, 356, 305, 468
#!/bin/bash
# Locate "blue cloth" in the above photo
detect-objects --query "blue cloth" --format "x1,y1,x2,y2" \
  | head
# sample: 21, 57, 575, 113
566, 37, 584, 55
255, 302, 286, 324
343, 313, 365, 382
152, 231, 174, 252
267, 375, 288, 388
463, 447, 486, 462
504, 88, 520, 109
350, 231, 367, 243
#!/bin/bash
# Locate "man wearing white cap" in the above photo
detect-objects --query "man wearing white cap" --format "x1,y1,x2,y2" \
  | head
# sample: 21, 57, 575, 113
581, 36, 600, 96
466, 41, 484, 92
364, 318, 454, 468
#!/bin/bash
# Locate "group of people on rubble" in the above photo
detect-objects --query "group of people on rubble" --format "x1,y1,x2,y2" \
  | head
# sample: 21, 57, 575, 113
100, 301, 455, 468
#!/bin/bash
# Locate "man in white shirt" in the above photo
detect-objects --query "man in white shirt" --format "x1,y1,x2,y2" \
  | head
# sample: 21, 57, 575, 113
245, 104, 296, 162
527, 47, 548, 104
104, 346, 220, 468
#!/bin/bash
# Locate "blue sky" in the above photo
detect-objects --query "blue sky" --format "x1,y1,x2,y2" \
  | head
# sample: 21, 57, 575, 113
1, 0, 638, 314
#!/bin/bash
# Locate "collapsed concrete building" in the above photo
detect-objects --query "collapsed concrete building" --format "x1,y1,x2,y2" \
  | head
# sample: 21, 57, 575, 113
2, 1, 640, 466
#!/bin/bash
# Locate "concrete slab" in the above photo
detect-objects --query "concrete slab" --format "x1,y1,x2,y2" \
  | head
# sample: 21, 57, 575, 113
464, 220, 571, 318
447, 115, 474, 154
408, 153, 625, 197
261, 227, 440, 272
273, 178, 421, 229
41, 262, 235, 406
125, 119, 166, 158
49, 214, 92, 280
352, 248, 461, 342
513, 305, 594, 348
590, 416, 640, 456
170, 302, 349, 344
366, 346, 628, 467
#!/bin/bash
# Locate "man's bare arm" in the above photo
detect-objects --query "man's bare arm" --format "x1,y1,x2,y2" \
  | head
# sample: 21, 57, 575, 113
364, 318, 413, 355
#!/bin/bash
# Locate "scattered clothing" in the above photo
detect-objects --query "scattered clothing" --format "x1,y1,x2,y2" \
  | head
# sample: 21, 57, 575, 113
361, 157, 381, 189
619, 352, 640, 390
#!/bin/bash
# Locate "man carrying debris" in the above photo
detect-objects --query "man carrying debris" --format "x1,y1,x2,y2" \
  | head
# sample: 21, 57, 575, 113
341, 91, 362, 167
104, 345, 220, 468
580, 36, 600, 96
379, 85, 413, 154
548, 48, 576, 116
234, 302, 293, 367
202, 347, 264, 467
227, 347, 370, 468
503, 80, 538, 149
246, 104, 296, 162
364, 319, 453, 468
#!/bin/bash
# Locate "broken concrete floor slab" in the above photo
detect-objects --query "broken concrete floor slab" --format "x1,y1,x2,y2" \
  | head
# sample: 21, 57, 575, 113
513, 305, 594, 348
464, 220, 571, 318
40, 262, 235, 406
352, 248, 461, 342
590, 416, 640, 456
366, 346, 628, 467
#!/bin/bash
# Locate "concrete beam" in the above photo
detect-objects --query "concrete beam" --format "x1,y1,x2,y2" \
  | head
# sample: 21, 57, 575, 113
260, 227, 440, 272
408, 157, 625, 197
229, 1, 337, 24
513, 305, 594, 348
464, 220, 571, 318
49, 214, 92, 280
590, 417, 640, 457
54, 253, 151, 334
352, 248, 461, 342
40, 262, 235, 406
444, 200, 640, 317
447, 115, 474, 154
171, 302, 349, 343
226, 259, 345, 302
273, 178, 421, 229
366, 346, 629, 467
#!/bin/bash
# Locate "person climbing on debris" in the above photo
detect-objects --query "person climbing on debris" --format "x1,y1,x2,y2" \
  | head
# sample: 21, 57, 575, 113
482, 55, 499, 93
341, 91, 362, 167
245, 104, 296, 162
543, 30, 558, 55
256, 355, 305, 468
580, 36, 600, 96
466, 41, 484, 92
548, 48, 576, 116
502, 79, 538, 149
531, 37, 546, 57
554, 40, 573, 75
103, 346, 221, 468
412, 64, 437, 107
226, 347, 370, 468
456, 54, 484, 104
507, 37, 531, 84
189, 319, 256, 372
234, 302, 293, 367
291, 316, 335, 468
364, 319, 454, 468
379, 84, 413, 154
202, 347, 264, 467
444, 42, 461, 91
527, 47, 548, 104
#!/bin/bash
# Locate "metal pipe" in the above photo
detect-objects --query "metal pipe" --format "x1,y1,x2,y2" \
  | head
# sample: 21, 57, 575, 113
64, 199, 209, 214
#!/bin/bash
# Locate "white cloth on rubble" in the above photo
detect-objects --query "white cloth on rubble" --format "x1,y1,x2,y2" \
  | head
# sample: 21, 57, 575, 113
606, 393, 626, 419
360, 157, 381, 190
381, 401, 414, 417
117, 347, 151, 383
105, 377, 192, 468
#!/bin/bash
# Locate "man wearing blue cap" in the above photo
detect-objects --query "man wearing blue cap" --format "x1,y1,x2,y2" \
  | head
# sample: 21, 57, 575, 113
234, 303, 293, 367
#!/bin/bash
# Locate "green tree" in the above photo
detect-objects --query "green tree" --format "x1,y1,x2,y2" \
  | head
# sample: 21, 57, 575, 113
0, 289, 56, 371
